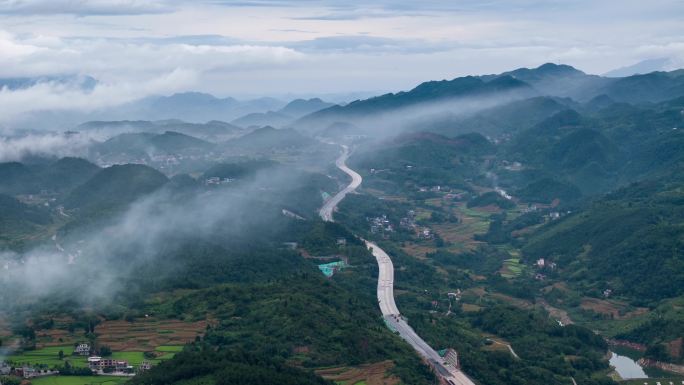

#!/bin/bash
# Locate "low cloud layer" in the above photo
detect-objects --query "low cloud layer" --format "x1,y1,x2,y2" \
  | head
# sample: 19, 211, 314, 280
0, 29, 304, 124
0, 0, 172, 16
0, 0, 681, 128
0, 132, 95, 161
0, 162, 312, 310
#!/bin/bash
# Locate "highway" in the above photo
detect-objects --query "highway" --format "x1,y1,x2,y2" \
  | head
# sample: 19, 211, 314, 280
318, 144, 362, 222
320, 144, 476, 385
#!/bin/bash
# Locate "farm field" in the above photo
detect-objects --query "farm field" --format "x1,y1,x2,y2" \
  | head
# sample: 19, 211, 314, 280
31, 375, 129, 385
500, 258, 523, 278
7, 344, 183, 370
94, 318, 206, 351
316, 360, 399, 385
111, 345, 183, 366
7, 345, 88, 368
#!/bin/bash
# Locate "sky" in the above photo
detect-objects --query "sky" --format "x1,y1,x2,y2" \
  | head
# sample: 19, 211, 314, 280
0, 0, 683, 111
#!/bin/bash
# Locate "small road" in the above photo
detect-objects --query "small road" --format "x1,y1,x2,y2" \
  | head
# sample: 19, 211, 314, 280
320, 144, 476, 385
491, 339, 520, 359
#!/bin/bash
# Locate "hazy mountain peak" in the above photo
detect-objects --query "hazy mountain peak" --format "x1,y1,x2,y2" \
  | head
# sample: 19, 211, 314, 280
603, 58, 672, 77
279, 98, 335, 117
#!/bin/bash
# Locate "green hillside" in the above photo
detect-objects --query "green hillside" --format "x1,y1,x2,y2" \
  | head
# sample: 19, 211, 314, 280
225, 126, 316, 151
523, 173, 684, 303
64, 164, 168, 212
0, 194, 51, 249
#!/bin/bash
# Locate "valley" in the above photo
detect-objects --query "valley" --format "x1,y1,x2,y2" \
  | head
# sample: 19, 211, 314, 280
1, 62, 683, 385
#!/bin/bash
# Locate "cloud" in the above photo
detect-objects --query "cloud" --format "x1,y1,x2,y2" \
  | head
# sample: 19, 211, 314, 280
287, 35, 454, 54
0, 31, 302, 79
0, 0, 680, 111
0, 160, 315, 311
0, 30, 305, 124
0, 0, 173, 16
0, 68, 199, 123
0, 132, 97, 161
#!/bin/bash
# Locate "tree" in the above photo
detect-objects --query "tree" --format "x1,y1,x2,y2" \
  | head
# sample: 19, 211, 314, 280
99, 345, 112, 357
645, 344, 671, 362
0, 376, 22, 385
59, 350, 64, 360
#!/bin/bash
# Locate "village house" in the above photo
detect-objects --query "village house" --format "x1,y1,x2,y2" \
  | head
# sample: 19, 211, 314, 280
522, 204, 538, 213
420, 228, 433, 239
447, 289, 462, 301
444, 192, 467, 201
75, 343, 91, 356
19, 366, 37, 379
88, 356, 133, 373
138, 361, 153, 372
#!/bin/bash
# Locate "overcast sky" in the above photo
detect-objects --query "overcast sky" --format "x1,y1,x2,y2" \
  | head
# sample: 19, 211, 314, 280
0, 0, 683, 108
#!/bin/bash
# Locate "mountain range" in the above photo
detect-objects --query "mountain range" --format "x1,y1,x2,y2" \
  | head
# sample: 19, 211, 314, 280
293, 63, 684, 137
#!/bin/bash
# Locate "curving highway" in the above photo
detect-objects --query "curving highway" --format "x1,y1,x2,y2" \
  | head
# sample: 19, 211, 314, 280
319, 144, 361, 221
320, 144, 476, 385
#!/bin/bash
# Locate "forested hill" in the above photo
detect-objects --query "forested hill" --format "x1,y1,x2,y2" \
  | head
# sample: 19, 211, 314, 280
522, 171, 684, 304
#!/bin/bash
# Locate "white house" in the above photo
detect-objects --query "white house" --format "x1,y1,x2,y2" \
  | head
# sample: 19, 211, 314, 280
75, 343, 91, 355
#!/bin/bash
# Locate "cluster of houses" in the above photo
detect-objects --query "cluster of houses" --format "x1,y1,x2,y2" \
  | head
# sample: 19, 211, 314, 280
0, 362, 58, 380
399, 211, 435, 240
0, 342, 155, 383
534, 258, 558, 281
418, 185, 446, 193
502, 160, 524, 171
443, 192, 468, 201
76, 343, 151, 375
546, 210, 572, 221
369, 215, 394, 234
204, 177, 235, 186
522, 204, 539, 213
399, 210, 417, 230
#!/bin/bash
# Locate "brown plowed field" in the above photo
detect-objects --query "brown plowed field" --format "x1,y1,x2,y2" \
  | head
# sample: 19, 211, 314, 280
316, 360, 400, 385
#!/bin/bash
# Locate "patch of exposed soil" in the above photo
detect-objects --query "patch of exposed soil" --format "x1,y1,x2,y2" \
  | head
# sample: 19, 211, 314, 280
316, 360, 400, 385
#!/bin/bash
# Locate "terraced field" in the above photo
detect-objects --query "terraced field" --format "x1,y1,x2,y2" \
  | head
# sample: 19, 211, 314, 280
31, 375, 129, 385
316, 360, 400, 385
95, 318, 207, 351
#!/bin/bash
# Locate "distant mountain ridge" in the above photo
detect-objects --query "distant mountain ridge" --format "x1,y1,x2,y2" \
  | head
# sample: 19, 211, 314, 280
293, 63, 684, 137
231, 98, 335, 128
78, 120, 243, 141
295, 74, 536, 133
127, 92, 286, 122
0, 74, 97, 91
